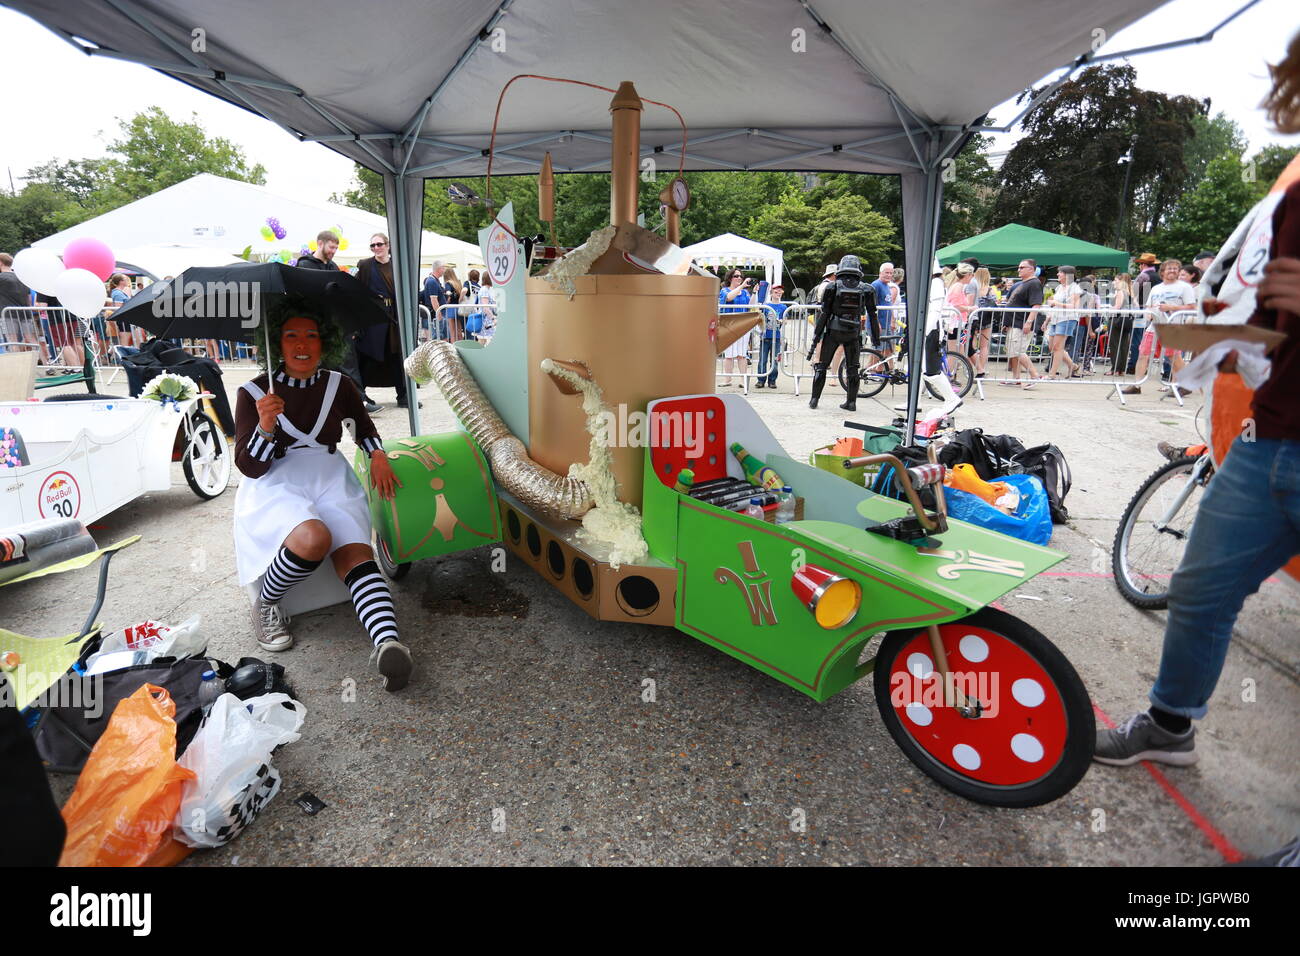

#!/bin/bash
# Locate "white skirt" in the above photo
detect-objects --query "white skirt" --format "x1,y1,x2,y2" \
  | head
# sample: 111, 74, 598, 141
723, 332, 751, 360
234, 445, 372, 586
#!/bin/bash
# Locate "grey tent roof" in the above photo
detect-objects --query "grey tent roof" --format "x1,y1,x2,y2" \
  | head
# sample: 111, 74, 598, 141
5, 0, 1168, 179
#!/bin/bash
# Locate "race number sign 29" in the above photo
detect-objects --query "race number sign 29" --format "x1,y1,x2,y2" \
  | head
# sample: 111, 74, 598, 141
486, 224, 518, 286
39, 470, 81, 519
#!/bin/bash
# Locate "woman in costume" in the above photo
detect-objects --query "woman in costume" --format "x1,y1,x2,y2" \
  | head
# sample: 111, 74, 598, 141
234, 295, 411, 691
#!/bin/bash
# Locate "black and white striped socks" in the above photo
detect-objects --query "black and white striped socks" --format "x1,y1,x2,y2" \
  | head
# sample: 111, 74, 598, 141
260, 546, 322, 605
344, 561, 400, 647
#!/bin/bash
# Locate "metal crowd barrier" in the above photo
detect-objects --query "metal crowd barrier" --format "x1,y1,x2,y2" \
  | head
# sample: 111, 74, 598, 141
1, 306, 107, 373
425, 302, 497, 343
716, 302, 784, 394
955, 305, 1197, 405
768, 302, 913, 396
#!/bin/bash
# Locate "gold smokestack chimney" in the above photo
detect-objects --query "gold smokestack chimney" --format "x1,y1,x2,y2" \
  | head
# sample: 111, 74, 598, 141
609, 81, 642, 227
539, 151, 555, 225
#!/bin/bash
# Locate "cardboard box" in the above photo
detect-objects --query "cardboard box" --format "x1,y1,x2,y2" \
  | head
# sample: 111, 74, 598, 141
1154, 321, 1285, 353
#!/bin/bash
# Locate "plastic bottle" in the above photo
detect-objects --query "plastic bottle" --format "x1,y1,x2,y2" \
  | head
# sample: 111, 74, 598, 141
198, 669, 225, 715
776, 486, 795, 524
743, 497, 766, 520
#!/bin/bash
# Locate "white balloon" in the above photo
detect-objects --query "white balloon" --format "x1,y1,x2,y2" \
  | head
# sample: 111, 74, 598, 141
11, 247, 65, 296
54, 268, 109, 320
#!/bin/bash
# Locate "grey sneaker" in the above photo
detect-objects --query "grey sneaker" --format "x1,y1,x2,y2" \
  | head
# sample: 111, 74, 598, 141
1156, 440, 1184, 462
1094, 711, 1197, 767
251, 597, 293, 652
371, 639, 413, 691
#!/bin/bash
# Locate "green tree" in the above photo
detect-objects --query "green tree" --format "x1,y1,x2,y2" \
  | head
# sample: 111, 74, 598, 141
748, 189, 894, 289
22, 107, 267, 232
940, 135, 999, 244
1246, 143, 1298, 196
1181, 112, 1247, 194
0, 183, 76, 251
987, 65, 1201, 247
97, 107, 266, 207
333, 166, 385, 214
747, 188, 821, 281
1156, 153, 1258, 262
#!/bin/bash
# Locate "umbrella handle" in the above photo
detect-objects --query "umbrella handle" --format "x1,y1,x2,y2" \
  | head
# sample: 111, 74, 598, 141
263, 298, 274, 394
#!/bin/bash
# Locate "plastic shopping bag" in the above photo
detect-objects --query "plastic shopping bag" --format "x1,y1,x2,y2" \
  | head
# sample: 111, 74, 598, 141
83, 615, 205, 675
175, 692, 306, 848
944, 473, 1053, 546
59, 684, 197, 867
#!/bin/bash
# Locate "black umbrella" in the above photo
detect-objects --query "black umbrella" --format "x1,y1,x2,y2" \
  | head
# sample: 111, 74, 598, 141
113, 261, 389, 344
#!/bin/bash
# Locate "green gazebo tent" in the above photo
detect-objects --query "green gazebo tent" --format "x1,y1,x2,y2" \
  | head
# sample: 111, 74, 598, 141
937, 223, 1129, 269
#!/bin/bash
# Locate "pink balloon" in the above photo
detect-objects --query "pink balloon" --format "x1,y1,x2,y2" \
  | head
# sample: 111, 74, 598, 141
63, 237, 116, 281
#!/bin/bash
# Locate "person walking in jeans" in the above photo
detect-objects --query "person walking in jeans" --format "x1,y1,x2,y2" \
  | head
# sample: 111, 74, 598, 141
1095, 54, 1300, 813
754, 283, 787, 388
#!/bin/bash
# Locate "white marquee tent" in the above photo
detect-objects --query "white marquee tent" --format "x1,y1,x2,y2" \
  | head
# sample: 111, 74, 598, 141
682, 234, 785, 287
33, 173, 485, 276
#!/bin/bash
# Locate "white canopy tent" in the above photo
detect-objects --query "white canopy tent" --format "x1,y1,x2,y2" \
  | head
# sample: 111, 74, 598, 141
110, 243, 244, 279
10, 0, 1254, 435
682, 234, 785, 287
33, 173, 486, 275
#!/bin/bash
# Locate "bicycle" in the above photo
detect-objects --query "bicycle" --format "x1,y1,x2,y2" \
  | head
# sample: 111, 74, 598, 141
1111, 449, 1214, 609
837, 332, 974, 400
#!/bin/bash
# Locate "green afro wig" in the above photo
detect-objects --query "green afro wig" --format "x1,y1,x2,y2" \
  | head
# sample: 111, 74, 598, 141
260, 294, 350, 373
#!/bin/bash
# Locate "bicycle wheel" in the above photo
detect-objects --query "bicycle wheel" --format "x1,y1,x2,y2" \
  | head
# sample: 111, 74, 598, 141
182, 412, 231, 500
839, 348, 889, 397
1111, 456, 1209, 610
926, 351, 974, 399
872, 607, 1093, 807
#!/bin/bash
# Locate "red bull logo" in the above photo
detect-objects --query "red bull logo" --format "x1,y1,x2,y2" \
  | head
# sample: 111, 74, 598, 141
38, 471, 81, 519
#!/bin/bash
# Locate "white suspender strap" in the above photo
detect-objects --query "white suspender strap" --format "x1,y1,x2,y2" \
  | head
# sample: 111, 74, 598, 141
303, 371, 341, 444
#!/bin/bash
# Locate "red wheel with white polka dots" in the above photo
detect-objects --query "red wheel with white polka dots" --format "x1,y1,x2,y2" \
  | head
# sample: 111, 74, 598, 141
872, 606, 1093, 807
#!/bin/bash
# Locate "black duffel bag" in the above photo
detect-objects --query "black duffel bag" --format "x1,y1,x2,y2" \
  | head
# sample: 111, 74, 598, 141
28, 651, 213, 774
1012, 444, 1073, 524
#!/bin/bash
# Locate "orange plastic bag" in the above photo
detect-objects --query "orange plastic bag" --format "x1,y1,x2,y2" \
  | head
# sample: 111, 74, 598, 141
945, 463, 1011, 506
59, 683, 197, 867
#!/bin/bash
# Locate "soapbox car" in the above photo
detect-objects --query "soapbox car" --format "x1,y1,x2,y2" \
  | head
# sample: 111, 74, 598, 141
356, 392, 1091, 808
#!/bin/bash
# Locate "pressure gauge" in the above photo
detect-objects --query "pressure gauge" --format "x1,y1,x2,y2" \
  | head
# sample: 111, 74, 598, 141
660, 176, 690, 212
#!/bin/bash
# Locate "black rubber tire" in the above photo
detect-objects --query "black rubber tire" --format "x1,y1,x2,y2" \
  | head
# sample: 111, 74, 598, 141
42, 392, 118, 402
924, 350, 974, 399
872, 606, 1093, 807
182, 412, 230, 500
373, 527, 410, 581
838, 348, 889, 397
1111, 455, 1206, 610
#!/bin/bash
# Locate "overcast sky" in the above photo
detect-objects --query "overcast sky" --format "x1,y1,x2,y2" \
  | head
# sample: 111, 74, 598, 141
0, 0, 1296, 207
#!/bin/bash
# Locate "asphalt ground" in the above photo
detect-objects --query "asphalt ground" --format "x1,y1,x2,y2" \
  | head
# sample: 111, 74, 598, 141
14, 360, 1298, 866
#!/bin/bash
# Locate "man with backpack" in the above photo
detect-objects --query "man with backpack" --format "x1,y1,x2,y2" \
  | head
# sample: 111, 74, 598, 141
808, 255, 877, 412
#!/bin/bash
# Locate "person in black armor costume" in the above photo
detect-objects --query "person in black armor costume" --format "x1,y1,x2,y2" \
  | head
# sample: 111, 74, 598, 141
808, 254, 879, 411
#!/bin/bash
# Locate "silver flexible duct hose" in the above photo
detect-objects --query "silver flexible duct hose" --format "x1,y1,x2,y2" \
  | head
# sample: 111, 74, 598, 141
406, 341, 594, 519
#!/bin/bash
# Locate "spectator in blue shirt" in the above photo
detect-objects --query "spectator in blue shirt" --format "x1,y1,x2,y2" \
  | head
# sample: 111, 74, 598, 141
871, 263, 897, 333
422, 261, 448, 340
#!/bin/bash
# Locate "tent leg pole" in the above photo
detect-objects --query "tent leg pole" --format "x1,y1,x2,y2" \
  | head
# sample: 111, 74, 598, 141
383, 170, 424, 438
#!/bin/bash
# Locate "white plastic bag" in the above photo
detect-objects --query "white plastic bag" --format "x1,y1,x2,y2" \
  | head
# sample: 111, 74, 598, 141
174, 692, 305, 848
83, 616, 205, 675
